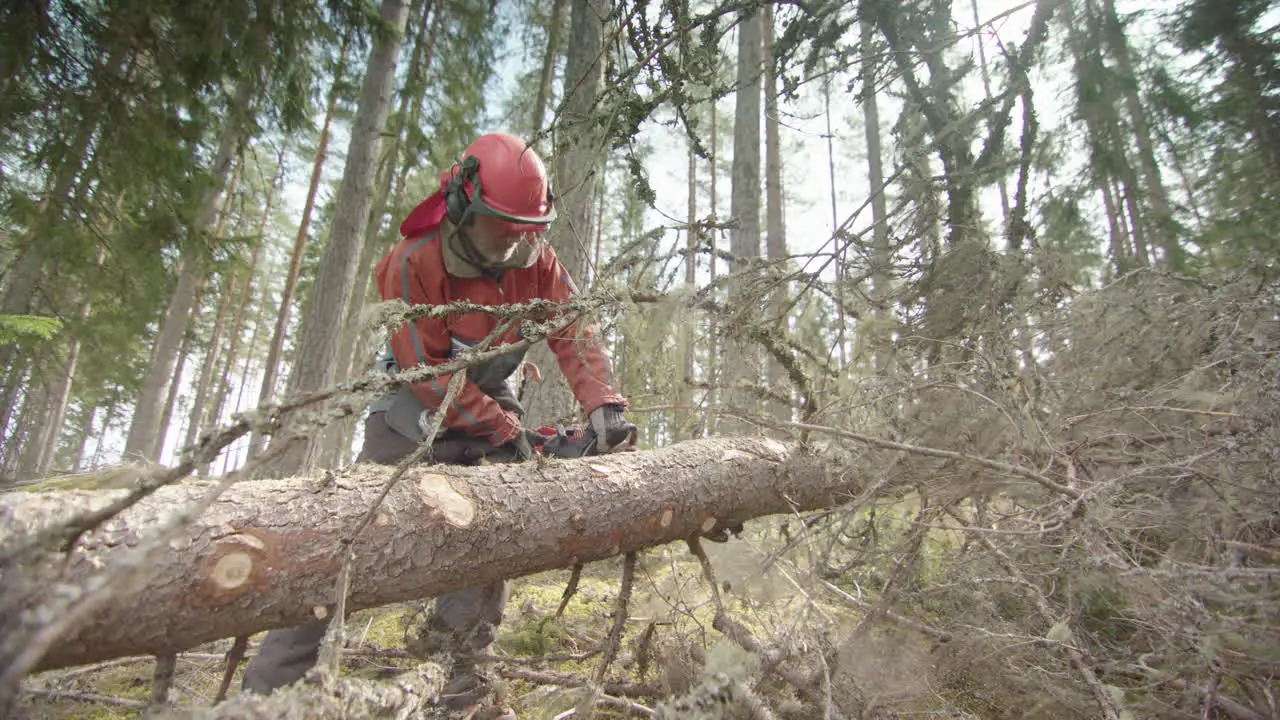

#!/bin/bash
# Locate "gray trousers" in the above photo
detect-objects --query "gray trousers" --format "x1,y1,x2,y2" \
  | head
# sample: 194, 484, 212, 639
241, 412, 511, 694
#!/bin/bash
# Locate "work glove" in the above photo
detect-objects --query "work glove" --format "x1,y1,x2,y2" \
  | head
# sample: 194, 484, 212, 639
506, 428, 544, 461
588, 404, 637, 453
428, 435, 490, 465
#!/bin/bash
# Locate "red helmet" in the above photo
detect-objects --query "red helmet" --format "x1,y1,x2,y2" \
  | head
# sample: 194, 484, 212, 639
442, 133, 556, 232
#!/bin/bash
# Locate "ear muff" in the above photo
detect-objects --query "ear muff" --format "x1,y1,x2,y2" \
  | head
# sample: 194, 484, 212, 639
444, 155, 481, 225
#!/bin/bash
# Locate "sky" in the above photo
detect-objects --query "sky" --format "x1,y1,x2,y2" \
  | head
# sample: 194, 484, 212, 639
482, 0, 1045, 285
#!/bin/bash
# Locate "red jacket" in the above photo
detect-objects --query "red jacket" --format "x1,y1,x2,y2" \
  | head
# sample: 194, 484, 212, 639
375, 191, 625, 444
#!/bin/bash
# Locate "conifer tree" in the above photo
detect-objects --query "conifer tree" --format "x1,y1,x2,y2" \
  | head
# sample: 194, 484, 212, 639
861, 14, 892, 374
520, 0, 610, 428
270, 0, 411, 475
761, 4, 793, 423
726, 9, 764, 425
251, 36, 354, 460
1098, 0, 1181, 269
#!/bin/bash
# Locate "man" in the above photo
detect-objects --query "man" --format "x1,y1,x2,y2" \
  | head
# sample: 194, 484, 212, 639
242, 133, 636, 717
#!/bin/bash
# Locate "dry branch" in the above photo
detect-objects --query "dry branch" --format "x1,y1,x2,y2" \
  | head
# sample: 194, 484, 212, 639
1, 437, 847, 673
498, 667, 662, 700
185, 662, 444, 720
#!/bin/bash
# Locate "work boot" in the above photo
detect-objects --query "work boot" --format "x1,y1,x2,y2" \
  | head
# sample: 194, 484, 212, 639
440, 663, 517, 719
703, 521, 745, 543
439, 663, 491, 710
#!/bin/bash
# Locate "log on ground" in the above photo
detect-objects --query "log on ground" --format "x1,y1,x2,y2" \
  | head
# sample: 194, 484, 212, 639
1, 437, 852, 671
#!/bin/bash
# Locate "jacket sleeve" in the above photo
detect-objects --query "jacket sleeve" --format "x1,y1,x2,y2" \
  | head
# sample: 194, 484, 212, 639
380, 246, 521, 445
538, 248, 627, 414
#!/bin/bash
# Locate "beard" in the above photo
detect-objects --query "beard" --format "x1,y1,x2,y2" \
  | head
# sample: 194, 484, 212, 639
475, 238, 519, 264
464, 226, 523, 266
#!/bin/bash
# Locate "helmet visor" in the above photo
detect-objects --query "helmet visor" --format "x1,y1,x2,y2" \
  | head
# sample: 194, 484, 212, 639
469, 196, 558, 229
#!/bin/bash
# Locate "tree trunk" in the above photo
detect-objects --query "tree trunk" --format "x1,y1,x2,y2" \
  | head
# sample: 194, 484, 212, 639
5, 437, 844, 672
221, 284, 272, 476
861, 18, 891, 374
1101, 180, 1129, 278
329, 7, 432, 458
176, 170, 245, 463
185, 274, 235, 464
389, 10, 440, 219
0, 248, 45, 378
327, 150, 398, 468
269, 0, 410, 476
1099, 0, 1181, 269
1067, 0, 1149, 270
531, 0, 568, 136
0, 70, 106, 375
88, 401, 119, 469
123, 81, 252, 462
725, 8, 763, 427
970, 0, 1012, 225
762, 3, 788, 424
33, 311, 87, 476
824, 70, 847, 371
520, 0, 609, 429
251, 41, 350, 462
0, 357, 29, 454
155, 291, 204, 464
550, 0, 605, 284
200, 161, 279, 474
13, 383, 50, 480
69, 406, 96, 474
704, 97, 719, 435
680, 136, 698, 441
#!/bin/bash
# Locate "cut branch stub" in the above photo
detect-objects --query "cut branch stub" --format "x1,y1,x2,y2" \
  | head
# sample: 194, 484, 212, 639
415, 474, 475, 528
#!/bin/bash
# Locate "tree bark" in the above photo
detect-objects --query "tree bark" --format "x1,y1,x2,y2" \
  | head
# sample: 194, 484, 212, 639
33, 322, 82, 476
2, 437, 847, 672
269, 0, 410, 476
324, 4, 442, 467
824, 70, 847, 371
680, 135, 698, 441
0, 247, 45, 378
704, 97, 720, 435
326, 11, 431, 467
762, 3, 787, 424
725, 8, 763, 428
220, 286, 271, 477
861, 18, 891, 374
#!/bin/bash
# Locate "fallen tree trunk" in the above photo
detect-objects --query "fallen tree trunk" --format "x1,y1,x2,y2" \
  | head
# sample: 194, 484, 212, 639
1, 437, 850, 672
